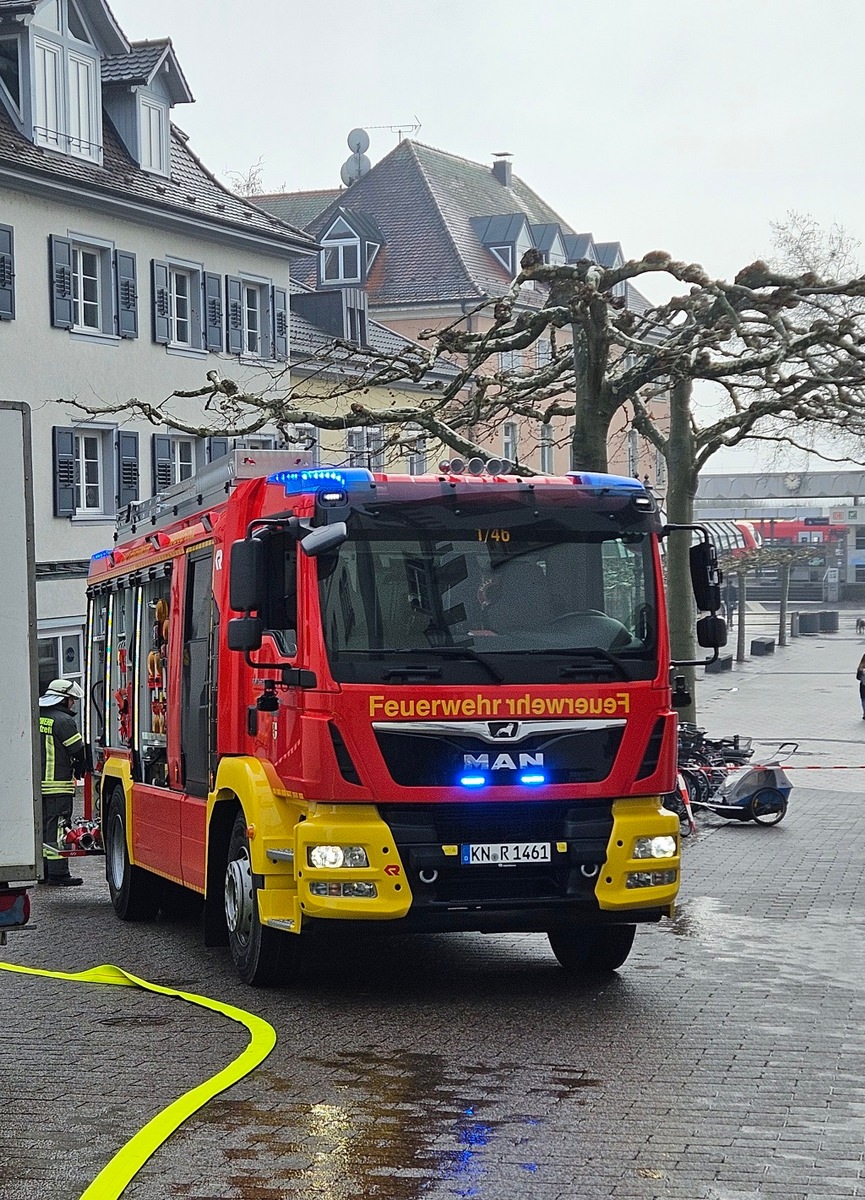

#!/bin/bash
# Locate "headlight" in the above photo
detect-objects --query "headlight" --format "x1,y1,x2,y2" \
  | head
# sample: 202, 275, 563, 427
307, 844, 369, 869
632, 835, 677, 860
626, 869, 677, 889
309, 881, 378, 898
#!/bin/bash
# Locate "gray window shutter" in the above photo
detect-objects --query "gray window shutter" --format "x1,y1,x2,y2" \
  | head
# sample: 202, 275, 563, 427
115, 251, 138, 339
152, 434, 173, 491
226, 276, 243, 355
117, 431, 139, 507
0, 224, 14, 321
272, 286, 288, 360
206, 437, 230, 462
53, 427, 76, 516
49, 235, 74, 330
151, 260, 170, 344
203, 272, 223, 351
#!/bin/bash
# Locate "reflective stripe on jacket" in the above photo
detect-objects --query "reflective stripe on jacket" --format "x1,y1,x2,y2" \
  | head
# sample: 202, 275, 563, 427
39, 710, 85, 795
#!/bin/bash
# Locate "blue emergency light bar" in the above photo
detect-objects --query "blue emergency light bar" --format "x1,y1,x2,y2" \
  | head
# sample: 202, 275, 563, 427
267, 467, 376, 496
567, 472, 645, 492
91, 548, 113, 561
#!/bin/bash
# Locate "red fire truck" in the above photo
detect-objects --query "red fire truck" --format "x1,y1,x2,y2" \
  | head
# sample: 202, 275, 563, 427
85, 451, 723, 985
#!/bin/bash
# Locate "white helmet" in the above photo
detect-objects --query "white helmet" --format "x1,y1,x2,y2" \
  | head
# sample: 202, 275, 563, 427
39, 678, 85, 707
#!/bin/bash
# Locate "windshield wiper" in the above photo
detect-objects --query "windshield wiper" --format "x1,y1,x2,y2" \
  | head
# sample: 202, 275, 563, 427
344, 646, 504, 683
508, 646, 630, 680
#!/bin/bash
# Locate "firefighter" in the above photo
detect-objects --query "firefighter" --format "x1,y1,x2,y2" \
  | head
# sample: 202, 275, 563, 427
37, 678, 87, 886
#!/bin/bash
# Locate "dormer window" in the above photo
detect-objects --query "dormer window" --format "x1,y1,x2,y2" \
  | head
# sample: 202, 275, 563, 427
30, 0, 102, 162
489, 246, 513, 274
321, 217, 361, 284
139, 96, 169, 175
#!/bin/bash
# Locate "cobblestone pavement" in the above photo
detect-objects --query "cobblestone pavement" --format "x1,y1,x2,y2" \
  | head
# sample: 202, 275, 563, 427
2, 609, 863, 1200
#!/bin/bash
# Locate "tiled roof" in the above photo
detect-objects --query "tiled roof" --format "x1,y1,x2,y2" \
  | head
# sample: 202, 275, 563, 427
101, 40, 170, 85
253, 189, 341, 230
0, 106, 313, 250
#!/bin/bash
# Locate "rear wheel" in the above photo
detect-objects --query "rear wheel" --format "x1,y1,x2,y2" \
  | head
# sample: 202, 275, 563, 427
547, 923, 636, 974
749, 787, 788, 825
105, 786, 161, 921
225, 812, 301, 987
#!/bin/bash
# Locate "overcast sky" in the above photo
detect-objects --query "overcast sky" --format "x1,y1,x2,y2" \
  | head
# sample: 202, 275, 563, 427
111, 0, 865, 475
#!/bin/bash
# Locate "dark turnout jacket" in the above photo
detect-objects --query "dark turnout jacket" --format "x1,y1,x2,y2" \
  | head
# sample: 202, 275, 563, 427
39, 708, 86, 797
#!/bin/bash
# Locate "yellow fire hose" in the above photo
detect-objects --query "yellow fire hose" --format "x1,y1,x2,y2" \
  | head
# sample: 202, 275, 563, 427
0, 960, 277, 1199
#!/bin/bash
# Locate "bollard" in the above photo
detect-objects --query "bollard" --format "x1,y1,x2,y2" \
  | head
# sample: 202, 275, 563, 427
818, 610, 839, 633
790, 611, 800, 638
798, 612, 820, 635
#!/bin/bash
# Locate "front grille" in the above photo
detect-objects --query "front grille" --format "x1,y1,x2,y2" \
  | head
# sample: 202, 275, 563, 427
375, 727, 624, 788
380, 801, 613, 910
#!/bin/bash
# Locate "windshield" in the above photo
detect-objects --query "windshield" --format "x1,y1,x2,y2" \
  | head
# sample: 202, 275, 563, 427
316, 497, 659, 685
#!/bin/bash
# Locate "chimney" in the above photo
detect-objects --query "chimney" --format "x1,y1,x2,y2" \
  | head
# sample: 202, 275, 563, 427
492, 153, 512, 188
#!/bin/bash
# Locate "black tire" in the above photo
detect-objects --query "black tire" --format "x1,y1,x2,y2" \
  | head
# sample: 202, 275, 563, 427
547, 923, 636, 974
662, 792, 693, 837
225, 812, 301, 987
749, 787, 788, 826
105, 786, 161, 921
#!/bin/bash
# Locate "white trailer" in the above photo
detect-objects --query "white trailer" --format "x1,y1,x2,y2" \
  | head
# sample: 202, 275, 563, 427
0, 402, 40, 938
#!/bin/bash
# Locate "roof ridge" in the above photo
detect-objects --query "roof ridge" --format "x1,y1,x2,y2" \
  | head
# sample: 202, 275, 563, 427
403, 140, 485, 300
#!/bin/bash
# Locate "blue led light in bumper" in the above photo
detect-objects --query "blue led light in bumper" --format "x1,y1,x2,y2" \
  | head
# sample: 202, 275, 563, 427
519, 773, 547, 785
460, 775, 487, 788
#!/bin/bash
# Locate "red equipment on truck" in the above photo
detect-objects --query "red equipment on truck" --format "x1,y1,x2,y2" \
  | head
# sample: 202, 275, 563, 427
85, 451, 724, 985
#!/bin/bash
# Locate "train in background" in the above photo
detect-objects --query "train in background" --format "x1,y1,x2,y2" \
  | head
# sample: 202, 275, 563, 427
702, 516, 848, 558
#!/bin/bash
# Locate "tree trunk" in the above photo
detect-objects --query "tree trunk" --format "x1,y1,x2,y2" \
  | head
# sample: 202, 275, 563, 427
664, 378, 698, 722
736, 570, 747, 662
778, 561, 791, 647
569, 319, 616, 472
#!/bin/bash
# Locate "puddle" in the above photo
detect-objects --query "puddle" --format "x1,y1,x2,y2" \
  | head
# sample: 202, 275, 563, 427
159, 1050, 604, 1200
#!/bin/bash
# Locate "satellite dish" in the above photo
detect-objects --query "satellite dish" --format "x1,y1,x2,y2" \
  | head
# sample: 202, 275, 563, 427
347, 128, 370, 154
340, 153, 371, 186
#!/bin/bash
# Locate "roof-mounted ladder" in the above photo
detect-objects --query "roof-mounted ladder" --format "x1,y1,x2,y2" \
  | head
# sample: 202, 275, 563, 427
115, 449, 314, 538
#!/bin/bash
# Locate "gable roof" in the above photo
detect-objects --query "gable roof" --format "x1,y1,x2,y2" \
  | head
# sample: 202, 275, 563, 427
0, 0, 129, 55
0, 105, 314, 251
101, 38, 193, 103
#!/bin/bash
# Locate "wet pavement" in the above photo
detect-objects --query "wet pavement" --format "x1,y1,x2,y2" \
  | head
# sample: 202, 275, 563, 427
2, 605, 864, 1199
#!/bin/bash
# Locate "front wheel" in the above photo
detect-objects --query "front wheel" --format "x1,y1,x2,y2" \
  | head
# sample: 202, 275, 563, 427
547, 923, 636, 974
225, 812, 301, 987
105, 786, 161, 921
749, 787, 788, 825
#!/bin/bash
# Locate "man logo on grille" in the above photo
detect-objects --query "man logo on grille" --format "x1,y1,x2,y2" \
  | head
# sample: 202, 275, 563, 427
488, 721, 520, 740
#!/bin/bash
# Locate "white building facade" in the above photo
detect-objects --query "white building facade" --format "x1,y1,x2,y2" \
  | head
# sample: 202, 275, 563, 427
0, 0, 314, 690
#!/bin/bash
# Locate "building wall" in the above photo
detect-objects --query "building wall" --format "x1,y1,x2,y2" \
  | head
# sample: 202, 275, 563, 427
0, 184, 300, 674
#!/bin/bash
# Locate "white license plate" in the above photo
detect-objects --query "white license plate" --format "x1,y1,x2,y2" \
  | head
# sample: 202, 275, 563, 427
460, 841, 551, 865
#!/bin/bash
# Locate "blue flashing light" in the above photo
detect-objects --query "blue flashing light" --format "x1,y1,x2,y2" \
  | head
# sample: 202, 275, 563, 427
567, 471, 644, 492
91, 549, 113, 561
519, 773, 547, 786
266, 467, 375, 496
460, 775, 487, 788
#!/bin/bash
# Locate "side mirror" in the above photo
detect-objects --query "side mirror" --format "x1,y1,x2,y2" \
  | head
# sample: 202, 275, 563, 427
690, 540, 722, 613
227, 616, 263, 652
299, 521, 348, 558
230, 539, 265, 612
696, 615, 727, 649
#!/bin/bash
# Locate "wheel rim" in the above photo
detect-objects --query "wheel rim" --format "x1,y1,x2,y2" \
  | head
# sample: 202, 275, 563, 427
108, 811, 126, 890
225, 847, 254, 945
751, 789, 787, 825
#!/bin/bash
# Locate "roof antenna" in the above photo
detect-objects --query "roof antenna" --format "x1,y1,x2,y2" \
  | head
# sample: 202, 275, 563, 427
360, 117, 422, 146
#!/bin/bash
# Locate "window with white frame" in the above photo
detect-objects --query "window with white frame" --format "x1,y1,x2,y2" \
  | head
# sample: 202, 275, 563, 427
31, 1, 101, 162
320, 218, 361, 284
243, 283, 263, 355
139, 97, 169, 175
540, 424, 555, 474
71, 244, 101, 330
499, 349, 522, 372
536, 338, 552, 368
405, 425, 427, 475
503, 422, 518, 464
172, 438, 195, 483
38, 628, 82, 696
169, 267, 192, 345
655, 446, 666, 489
347, 426, 384, 470
73, 429, 103, 512
627, 429, 639, 477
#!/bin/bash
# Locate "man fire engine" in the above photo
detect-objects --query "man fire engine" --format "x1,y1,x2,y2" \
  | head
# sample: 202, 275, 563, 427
85, 451, 724, 985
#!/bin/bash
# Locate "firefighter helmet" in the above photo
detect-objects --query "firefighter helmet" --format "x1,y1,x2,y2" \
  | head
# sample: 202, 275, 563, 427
39, 678, 85, 707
